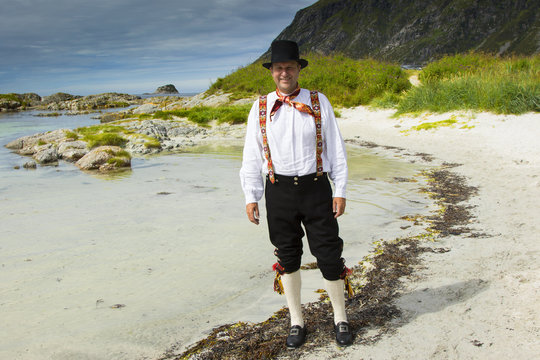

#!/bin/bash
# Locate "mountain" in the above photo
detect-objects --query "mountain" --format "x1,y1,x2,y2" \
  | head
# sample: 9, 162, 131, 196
263, 0, 539, 65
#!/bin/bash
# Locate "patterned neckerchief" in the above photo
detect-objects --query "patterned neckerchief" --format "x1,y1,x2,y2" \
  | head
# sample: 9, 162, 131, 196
270, 87, 315, 120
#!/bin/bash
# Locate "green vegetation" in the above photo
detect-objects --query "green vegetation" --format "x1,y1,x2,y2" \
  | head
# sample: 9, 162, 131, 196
152, 105, 252, 125
410, 118, 458, 131
76, 124, 129, 148
208, 54, 411, 107
144, 137, 161, 149
104, 149, 131, 167
0, 93, 23, 103
396, 53, 540, 114
65, 131, 79, 140
84, 133, 128, 148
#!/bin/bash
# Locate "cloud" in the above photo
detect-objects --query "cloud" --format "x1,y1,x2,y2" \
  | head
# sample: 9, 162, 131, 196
0, 0, 316, 95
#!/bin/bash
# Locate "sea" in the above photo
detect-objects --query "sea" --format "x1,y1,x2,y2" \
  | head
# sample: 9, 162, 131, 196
0, 108, 431, 359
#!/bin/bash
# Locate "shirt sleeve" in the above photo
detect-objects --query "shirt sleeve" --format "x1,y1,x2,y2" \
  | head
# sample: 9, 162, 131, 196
239, 100, 265, 204
319, 93, 348, 198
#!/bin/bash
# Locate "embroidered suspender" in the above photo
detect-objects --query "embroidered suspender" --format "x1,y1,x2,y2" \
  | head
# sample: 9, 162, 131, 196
310, 90, 324, 177
258, 90, 324, 184
258, 95, 275, 182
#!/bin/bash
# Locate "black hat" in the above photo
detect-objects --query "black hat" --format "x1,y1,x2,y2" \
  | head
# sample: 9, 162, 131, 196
262, 40, 308, 69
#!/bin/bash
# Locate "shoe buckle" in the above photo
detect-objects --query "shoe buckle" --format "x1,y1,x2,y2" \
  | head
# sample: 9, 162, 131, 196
290, 328, 300, 336
338, 324, 349, 333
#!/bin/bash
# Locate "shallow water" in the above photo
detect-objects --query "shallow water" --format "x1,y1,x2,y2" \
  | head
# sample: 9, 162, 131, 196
0, 111, 431, 359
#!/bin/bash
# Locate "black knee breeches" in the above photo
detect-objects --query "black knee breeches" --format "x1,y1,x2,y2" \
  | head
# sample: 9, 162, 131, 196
265, 172, 344, 280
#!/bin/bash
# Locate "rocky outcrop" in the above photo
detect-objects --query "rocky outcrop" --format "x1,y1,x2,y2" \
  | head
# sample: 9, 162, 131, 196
75, 146, 131, 171
42, 92, 80, 104
0, 93, 42, 111
1, 92, 141, 112
45, 92, 141, 111
132, 103, 160, 114
57, 141, 88, 161
6, 129, 90, 165
5, 110, 245, 172
5, 129, 68, 154
265, 0, 539, 65
0, 99, 21, 112
33, 144, 59, 164
154, 84, 179, 94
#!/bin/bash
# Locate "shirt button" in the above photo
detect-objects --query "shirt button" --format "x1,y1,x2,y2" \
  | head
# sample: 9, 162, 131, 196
294, 181, 298, 185
314, 177, 318, 181
293, 176, 298, 180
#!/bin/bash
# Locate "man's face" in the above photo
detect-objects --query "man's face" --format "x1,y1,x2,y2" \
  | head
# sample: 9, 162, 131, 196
271, 61, 301, 94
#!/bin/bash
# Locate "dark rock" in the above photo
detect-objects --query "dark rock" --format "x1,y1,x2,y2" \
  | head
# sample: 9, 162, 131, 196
0, 93, 42, 111
23, 161, 37, 169
21, 93, 42, 106
154, 84, 179, 94
0, 99, 21, 111
42, 92, 80, 104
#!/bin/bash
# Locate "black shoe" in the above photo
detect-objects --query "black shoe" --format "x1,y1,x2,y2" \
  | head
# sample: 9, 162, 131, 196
286, 325, 306, 349
335, 321, 353, 346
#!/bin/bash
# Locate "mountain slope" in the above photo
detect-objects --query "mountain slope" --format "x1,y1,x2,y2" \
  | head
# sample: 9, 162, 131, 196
263, 0, 539, 64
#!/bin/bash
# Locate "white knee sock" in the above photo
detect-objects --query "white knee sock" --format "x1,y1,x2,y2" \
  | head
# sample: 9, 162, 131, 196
281, 270, 304, 327
324, 278, 348, 325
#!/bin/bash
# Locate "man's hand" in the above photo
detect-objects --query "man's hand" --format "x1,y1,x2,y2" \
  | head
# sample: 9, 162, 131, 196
246, 202, 260, 225
333, 197, 346, 218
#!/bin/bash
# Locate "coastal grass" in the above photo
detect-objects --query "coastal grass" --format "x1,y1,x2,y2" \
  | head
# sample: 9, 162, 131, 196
84, 133, 128, 148
65, 131, 79, 140
152, 104, 252, 125
396, 53, 540, 114
76, 124, 130, 148
143, 136, 161, 149
208, 54, 411, 107
104, 149, 131, 167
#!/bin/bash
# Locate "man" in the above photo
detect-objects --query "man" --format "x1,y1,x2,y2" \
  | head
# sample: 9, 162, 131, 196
239, 40, 353, 348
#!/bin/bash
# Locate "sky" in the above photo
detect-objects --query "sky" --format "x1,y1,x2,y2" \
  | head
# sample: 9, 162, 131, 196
0, 0, 317, 96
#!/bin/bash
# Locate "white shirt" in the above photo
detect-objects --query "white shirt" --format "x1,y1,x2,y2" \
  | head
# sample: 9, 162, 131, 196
239, 88, 348, 204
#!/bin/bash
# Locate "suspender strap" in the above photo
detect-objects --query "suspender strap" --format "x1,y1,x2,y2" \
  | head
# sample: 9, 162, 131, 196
258, 95, 275, 183
259, 90, 324, 184
310, 90, 324, 177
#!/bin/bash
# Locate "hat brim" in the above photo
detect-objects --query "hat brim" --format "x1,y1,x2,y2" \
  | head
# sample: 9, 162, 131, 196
263, 59, 308, 69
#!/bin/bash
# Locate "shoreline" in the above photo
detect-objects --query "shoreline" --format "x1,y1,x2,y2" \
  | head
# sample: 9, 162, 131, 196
159, 106, 539, 359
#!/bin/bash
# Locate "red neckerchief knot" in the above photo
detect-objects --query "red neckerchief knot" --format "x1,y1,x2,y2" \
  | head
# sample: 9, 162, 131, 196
270, 87, 316, 120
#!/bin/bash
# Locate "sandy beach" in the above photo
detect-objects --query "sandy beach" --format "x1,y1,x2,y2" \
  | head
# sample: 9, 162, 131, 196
299, 107, 540, 359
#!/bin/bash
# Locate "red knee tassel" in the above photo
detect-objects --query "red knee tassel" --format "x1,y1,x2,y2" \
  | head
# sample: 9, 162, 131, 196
340, 266, 354, 298
272, 262, 285, 295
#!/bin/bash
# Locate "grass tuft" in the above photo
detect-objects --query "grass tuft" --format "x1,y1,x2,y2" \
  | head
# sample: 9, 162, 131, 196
398, 53, 540, 114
